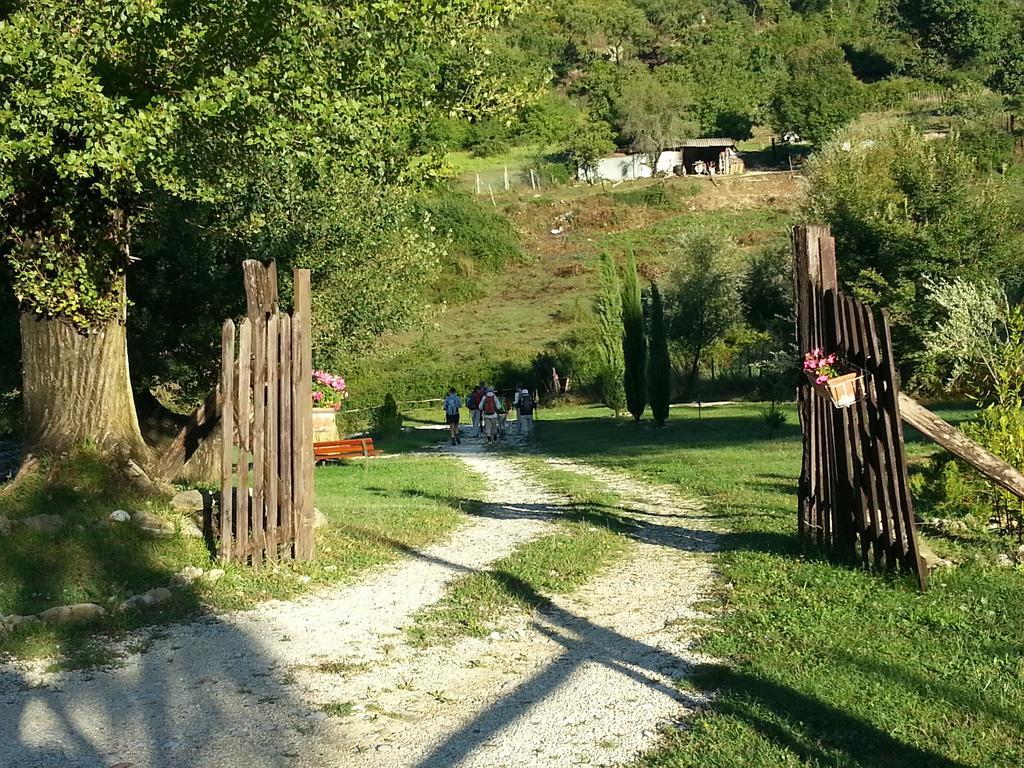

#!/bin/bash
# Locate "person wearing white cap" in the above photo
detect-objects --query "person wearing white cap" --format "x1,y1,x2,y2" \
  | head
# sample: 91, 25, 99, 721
516, 388, 535, 435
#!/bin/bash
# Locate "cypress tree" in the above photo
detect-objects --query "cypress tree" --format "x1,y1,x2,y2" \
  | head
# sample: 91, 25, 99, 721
647, 282, 671, 427
595, 253, 627, 416
621, 249, 647, 422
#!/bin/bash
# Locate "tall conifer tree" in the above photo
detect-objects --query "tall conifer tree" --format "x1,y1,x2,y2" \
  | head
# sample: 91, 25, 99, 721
647, 282, 671, 427
596, 253, 627, 416
621, 250, 647, 422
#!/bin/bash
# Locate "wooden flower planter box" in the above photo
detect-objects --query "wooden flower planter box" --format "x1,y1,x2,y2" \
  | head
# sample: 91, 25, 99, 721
808, 371, 862, 409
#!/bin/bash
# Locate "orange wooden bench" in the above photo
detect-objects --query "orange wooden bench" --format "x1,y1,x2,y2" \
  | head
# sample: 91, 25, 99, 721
313, 438, 382, 464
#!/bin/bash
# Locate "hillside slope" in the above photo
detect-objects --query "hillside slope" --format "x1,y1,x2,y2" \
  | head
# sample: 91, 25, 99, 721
347, 172, 802, 406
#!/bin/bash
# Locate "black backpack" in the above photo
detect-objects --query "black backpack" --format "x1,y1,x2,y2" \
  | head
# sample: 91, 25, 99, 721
519, 392, 533, 415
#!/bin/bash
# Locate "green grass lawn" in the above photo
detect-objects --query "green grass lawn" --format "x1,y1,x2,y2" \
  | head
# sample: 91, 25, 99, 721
531, 404, 1024, 768
0, 447, 481, 667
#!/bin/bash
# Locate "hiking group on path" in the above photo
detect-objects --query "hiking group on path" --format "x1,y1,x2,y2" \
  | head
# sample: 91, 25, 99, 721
443, 383, 536, 445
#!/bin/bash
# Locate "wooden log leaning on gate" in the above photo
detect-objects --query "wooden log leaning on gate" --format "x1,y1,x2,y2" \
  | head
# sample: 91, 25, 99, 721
898, 393, 1024, 502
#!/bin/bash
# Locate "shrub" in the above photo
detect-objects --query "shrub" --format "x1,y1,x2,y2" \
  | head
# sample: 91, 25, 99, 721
804, 120, 1024, 371
372, 393, 404, 439
621, 250, 647, 422
464, 120, 513, 157
595, 253, 626, 415
761, 401, 788, 439
420, 190, 525, 272
770, 42, 864, 144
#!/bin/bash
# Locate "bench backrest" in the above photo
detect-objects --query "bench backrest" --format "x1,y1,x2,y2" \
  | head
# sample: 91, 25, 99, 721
313, 438, 375, 458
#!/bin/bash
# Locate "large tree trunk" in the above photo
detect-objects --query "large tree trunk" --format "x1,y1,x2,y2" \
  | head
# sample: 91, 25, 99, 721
20, 280, 148, 459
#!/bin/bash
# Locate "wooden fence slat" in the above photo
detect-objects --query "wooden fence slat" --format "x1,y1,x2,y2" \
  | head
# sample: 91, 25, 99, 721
236, 319, 252, 560
858, 302, 896, 570
264, 314, 279, 559
278, 313, 294, 558
293, 269, 314, 560
879, 313, 928, 589
251, 316, 267, 568
220, 320, 235, 563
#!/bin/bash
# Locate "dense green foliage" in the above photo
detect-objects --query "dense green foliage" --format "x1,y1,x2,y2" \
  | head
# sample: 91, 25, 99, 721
770, 43, 863, 143
646, 282, 671, 426
0, 0, 527, 428
665, 230, 742, 395
621, 250, 647, 422
805, 120, 1024, 375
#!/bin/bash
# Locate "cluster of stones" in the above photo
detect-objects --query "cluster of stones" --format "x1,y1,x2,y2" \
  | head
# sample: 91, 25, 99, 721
0, 566, 226, 633
0, 488, 222, 634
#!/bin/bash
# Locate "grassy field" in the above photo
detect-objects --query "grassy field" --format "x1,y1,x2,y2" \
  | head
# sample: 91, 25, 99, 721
0, 440, 479, 667
527, 404, 1024, 768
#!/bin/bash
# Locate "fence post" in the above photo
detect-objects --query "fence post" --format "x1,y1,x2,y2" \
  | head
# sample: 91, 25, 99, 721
292, 269, 315, 560
236, 318, 252, 561
220, 319, 235, 563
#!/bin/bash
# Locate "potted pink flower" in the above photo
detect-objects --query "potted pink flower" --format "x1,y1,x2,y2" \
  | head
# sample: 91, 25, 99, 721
802, 349, 861, 408
311, 370, 348, 442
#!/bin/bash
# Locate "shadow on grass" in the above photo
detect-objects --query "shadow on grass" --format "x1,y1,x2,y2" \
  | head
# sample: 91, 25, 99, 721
391, 545, 969, 768
689, 665, 970, 768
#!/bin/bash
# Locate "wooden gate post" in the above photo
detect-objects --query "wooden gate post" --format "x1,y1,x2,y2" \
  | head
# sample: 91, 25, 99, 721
792, 225, 926, 589
220, 263, 315, 565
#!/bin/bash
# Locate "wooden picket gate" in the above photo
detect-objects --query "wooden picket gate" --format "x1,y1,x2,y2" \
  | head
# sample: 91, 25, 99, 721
793, 225, 927, 589
219, 262, 315, 564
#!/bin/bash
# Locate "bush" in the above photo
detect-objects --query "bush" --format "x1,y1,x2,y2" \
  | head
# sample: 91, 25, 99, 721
520, 94, 584, 146
761, 401, 788, 439
464, 120, 513, 157
958, 122, 1015, 173
770, 42, 864, 144
420, 189, 526, 273
372, 393, 404, 439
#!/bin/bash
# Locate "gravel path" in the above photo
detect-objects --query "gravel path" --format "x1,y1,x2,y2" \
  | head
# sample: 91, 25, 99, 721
0, 446, 717, 768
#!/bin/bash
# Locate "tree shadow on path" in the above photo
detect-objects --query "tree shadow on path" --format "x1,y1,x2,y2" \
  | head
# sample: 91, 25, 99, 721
0, 614, 320, 768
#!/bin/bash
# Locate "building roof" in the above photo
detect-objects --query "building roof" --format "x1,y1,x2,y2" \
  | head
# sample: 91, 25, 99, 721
674, 138, 736, 148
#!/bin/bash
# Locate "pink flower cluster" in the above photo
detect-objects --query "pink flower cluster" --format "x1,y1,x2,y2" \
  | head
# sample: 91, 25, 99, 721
803, 348, 838, 385
311, 369, 348, 409
313, 370, 347, 392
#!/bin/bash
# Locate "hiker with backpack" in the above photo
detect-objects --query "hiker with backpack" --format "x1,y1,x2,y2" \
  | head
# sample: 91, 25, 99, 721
467, 384, 483, 437
479, 387, 504, 443
499, 392, 512, 436
516, 388, 535, 435
443, 387, 463, 446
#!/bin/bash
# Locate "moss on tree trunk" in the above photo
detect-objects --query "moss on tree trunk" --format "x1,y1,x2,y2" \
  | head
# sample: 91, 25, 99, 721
20, 280, 148, 459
